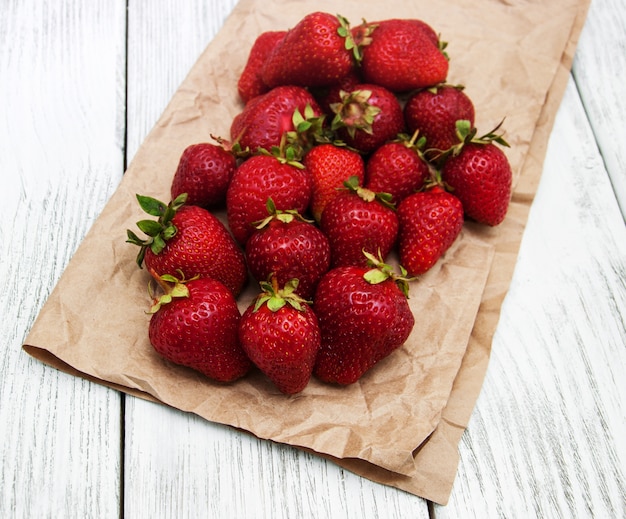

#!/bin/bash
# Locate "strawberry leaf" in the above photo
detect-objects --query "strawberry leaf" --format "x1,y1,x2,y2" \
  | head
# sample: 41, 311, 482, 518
136, 219, 163, 237
146, 273, 191, 313
136, 194, 167, 217
254, 276, 310, 313
127, 193, 187, 267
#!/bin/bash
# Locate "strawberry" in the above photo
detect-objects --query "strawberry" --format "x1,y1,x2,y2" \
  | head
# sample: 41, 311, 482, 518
148, 274, 251, 382
320, 177, 399, 268
303, 143, 365, 222
261, 12, 360, 89
239, 277, 321, 394
246, 200, 331, 300
127, 194, 247, 296
359, 18, 449, 92
313, 253, 415, 385
237, 30, 286, 104
312, 69, 362, 116
226, 153, 312, 245
330, 84, 405, 154
230, 85, 324, 153
404, 85, 475, 159
397, 185, 464, 275
364, 131, 430, 204
441, 122, 512, 226
170, 142, 237, 209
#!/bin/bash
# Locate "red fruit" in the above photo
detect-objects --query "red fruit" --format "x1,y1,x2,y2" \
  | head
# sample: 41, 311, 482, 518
226, 154, 312, 245
312, 69, 362, 115
313, 258, 415, 385
397, 186, 464, 275
320, 177, 399, 268
365, 132, 430, 204
404, 85, 475, 156
441, 126, 512, 226
170, 142, 237, 209
127, 194, 247, 296
405, 18, 441, 46
330, 84, 405, 154
360, 19, 449, 92
239, 278, 321, 394
261, 12, 359, 89
237, 30, 286, 104
148, 275, 251, 382
246, 200, 331, 300
303, 143, 365, 222
230, 85, 324, 153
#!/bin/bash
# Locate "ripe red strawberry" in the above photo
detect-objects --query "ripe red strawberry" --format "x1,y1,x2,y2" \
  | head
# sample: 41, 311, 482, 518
261, 12, 360, 89
226, 153, 312, 245
397, 185, 464, 275
246, 200, 331, 300
404, 85, 475, 158
359, 18, 449, 92
237, 30, 286, 104
148, 274, 251, 382
303, 143, 365, 222
170, 142, 237, 209
312, 69, 362, 116
441, 124, 512, 226
330, 84, 405, 154
365, 131, 430, 204
239, 277, 321, 394
127, 194, 247, 296
313, 255, 415, 385
230, 85, 324, 153
320, 177, 399, 268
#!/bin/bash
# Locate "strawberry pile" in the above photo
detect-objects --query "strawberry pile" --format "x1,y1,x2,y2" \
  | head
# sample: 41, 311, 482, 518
126, 12, 513, 395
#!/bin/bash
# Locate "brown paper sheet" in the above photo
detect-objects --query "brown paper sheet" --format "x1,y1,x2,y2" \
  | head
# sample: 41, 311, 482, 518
23, 0, 591, 505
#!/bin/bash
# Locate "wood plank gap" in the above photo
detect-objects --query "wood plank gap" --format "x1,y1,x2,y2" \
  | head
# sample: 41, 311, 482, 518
571, 69, 626, 224
122, 0, 130, 172
120, 393, 126, 519
120, 3, 130, 518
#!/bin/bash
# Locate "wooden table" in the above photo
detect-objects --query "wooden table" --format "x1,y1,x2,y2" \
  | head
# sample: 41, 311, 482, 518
2, 0, 625, 516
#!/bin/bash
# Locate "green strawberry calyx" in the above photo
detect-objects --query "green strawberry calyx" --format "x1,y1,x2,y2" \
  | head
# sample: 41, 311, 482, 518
253, 198, 314, 230
254, 275, 311, 313
452, 118, 510, 154
337, 14, 372, 64
427, 119, 510, 166
394, 128, 427, 153
126, 192, 187, 268
362, 250, 415, 298
284, 104, 328, 156
210, 133, 250, 159
146, 270, 195, 314
342, 175, 396, 210
330, 89, 382, 138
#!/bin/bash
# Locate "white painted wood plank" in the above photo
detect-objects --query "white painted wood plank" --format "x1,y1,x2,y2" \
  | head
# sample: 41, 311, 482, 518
125, 399, 428, 519
572, 0, 626, 220
122, 1, 429, 516
437, 77, 626, 517
0, 0, 126, 517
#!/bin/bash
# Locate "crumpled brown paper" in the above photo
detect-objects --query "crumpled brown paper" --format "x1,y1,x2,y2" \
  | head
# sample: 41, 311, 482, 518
23, 0, 591, 505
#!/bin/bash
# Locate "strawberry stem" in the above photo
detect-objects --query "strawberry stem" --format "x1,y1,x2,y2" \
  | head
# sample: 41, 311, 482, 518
254, 275, 311, 313
362, 250, 415, 298
146, 270, 191, 314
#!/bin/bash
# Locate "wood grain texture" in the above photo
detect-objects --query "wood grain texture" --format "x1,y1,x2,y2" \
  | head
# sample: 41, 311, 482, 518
4, 0, 625, 517
0, 0, 126, 517
437, 77, 626, 518
572, 0, 626, 220
435, 1, 626, 514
